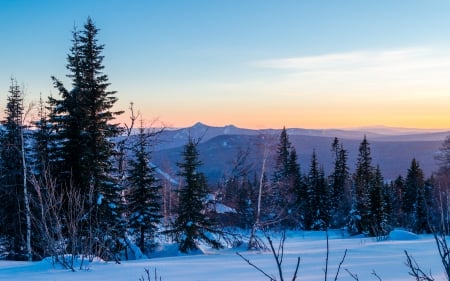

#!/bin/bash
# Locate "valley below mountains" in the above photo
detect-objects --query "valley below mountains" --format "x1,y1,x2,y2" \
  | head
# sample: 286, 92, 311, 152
150, 122, 449, 184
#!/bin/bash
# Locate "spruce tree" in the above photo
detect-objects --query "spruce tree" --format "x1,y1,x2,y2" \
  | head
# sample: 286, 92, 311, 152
31, 95, 54, 179
330, 138, 351, 227
171, 138, 223, 253
404, 159, 430, 233
272, 127, 301, 228
125, 123, 162, 253
287, 146, 304, 227
306, 150, 330, 230
368, 166, 388, 236
403, 158, 424, 228
49, 18, 124, 259
352, 136, 374, 234
273, 127, 291, 182
390, 176, 405, 227
0, 79, 28, 258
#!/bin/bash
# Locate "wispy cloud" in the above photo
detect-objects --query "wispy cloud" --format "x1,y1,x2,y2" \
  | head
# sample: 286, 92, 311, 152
253, 47, 450, 97
255, 47, 450, 73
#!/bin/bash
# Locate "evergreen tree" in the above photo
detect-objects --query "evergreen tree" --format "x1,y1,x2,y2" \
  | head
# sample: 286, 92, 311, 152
273, 127, 291, 182
368, 166, 389, 236
403, 159, 431, 233
414, 182, 431, 234
31, 94, 54, 179
125, 123, 162, 253
390, 176, 405, 227
272, 127, 301, 228
287, 147, 304, 227
0, 79, 26, 258
352, 136, 374, 233
329, 138, 351, 227
306, 150, 330, 230
171, 138, 223, 253
403, 158, 425, 230
49, 18, 124, 260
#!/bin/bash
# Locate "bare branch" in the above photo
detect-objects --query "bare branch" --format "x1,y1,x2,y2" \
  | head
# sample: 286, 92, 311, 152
345, 268, 359, 281
324, 230, 329, 281
291, 257, 301, 281
236, 251, 276, 281
267, 234, 285, 281
371, 270, 383, 281
334, 249, 348, 281
404, 250, 434, 281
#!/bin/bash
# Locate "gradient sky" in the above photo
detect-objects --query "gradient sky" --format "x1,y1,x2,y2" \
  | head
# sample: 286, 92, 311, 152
2, 0, 450, 129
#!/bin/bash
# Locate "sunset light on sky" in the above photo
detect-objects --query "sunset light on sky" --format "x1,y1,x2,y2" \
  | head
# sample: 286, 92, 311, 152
1, 0, 450, 129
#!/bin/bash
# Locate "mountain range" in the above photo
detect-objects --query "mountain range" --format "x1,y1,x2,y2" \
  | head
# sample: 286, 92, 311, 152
150, 122, 450, 184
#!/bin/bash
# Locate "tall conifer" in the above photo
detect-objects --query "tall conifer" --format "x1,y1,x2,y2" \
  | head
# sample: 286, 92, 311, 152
126, 122, 162, 253
170, 138, 223, 253
49, 18, 124, 259
0, 79, 26, 258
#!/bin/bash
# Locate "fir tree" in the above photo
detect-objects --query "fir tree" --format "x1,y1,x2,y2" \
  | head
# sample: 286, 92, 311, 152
273, 127, 291, 182
403, 159, 430, 233
390, 176, 405, 227
306, 150, 330, 230
403, 158, 425, 229
0, 79, 24, 254
352, 136, 374, 233
287, 146, 303, 227
368, 166, 389, 236
272, 127, 301, 228
31, 94, 55, 179
49, 18, 124, 260
0, 79, 27, 258
329, 138, 351, 227
125, 123, 162, 253
171, 138, 223, 253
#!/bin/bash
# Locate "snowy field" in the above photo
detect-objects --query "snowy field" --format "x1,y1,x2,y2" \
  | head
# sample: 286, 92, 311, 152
0, 230, 446, 281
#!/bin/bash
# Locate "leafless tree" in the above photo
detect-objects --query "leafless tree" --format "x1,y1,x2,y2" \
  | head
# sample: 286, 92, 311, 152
30, 169, 88, 271
239, 231, 347, 281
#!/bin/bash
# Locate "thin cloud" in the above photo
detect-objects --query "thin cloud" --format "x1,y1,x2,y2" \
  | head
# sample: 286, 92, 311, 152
255, 47, 450, 74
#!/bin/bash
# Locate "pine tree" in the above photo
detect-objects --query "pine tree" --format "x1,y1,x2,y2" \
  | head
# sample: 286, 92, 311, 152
31, 94, 54, 179
403, 158, 425, 229
287, 147, 303, 227
0, 79, 26, 258
49, 18, 124, 260
306, 150, 330, 230
352, 136, 374, 234
403, 159, 431, 233
329, 138, 351, 227
390, 176, 405, 227
125, 123, 162, 253
368, 166, 388, 236
273, 127, 291, 182
272, 127, 301, 228
171, 138, 223, 253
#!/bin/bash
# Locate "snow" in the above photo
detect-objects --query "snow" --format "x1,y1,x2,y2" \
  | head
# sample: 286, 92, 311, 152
0, 230, 446, 281
388, 229, 419, 240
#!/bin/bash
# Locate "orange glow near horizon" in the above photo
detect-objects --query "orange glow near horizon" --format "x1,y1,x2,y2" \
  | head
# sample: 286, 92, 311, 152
117, 101, 450, 130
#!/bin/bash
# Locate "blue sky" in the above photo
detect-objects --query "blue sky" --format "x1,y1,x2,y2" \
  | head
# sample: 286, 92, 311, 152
1, 1, 450, 129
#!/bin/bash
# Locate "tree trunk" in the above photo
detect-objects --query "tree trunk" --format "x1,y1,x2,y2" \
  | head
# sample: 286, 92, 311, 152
248, 146, 268, 250
21, 128, 32, 261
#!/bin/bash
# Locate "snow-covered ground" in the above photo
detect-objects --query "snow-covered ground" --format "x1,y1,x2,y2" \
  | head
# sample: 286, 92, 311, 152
0, 230, 445, 281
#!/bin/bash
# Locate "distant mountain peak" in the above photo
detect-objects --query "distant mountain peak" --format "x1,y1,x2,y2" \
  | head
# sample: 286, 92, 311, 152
192, 122, 208, 128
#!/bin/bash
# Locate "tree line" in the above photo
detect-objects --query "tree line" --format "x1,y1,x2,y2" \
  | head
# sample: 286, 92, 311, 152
1, 18, 450, 264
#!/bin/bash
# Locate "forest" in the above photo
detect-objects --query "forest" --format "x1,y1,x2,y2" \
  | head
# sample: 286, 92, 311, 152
1, 18, 450, 268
